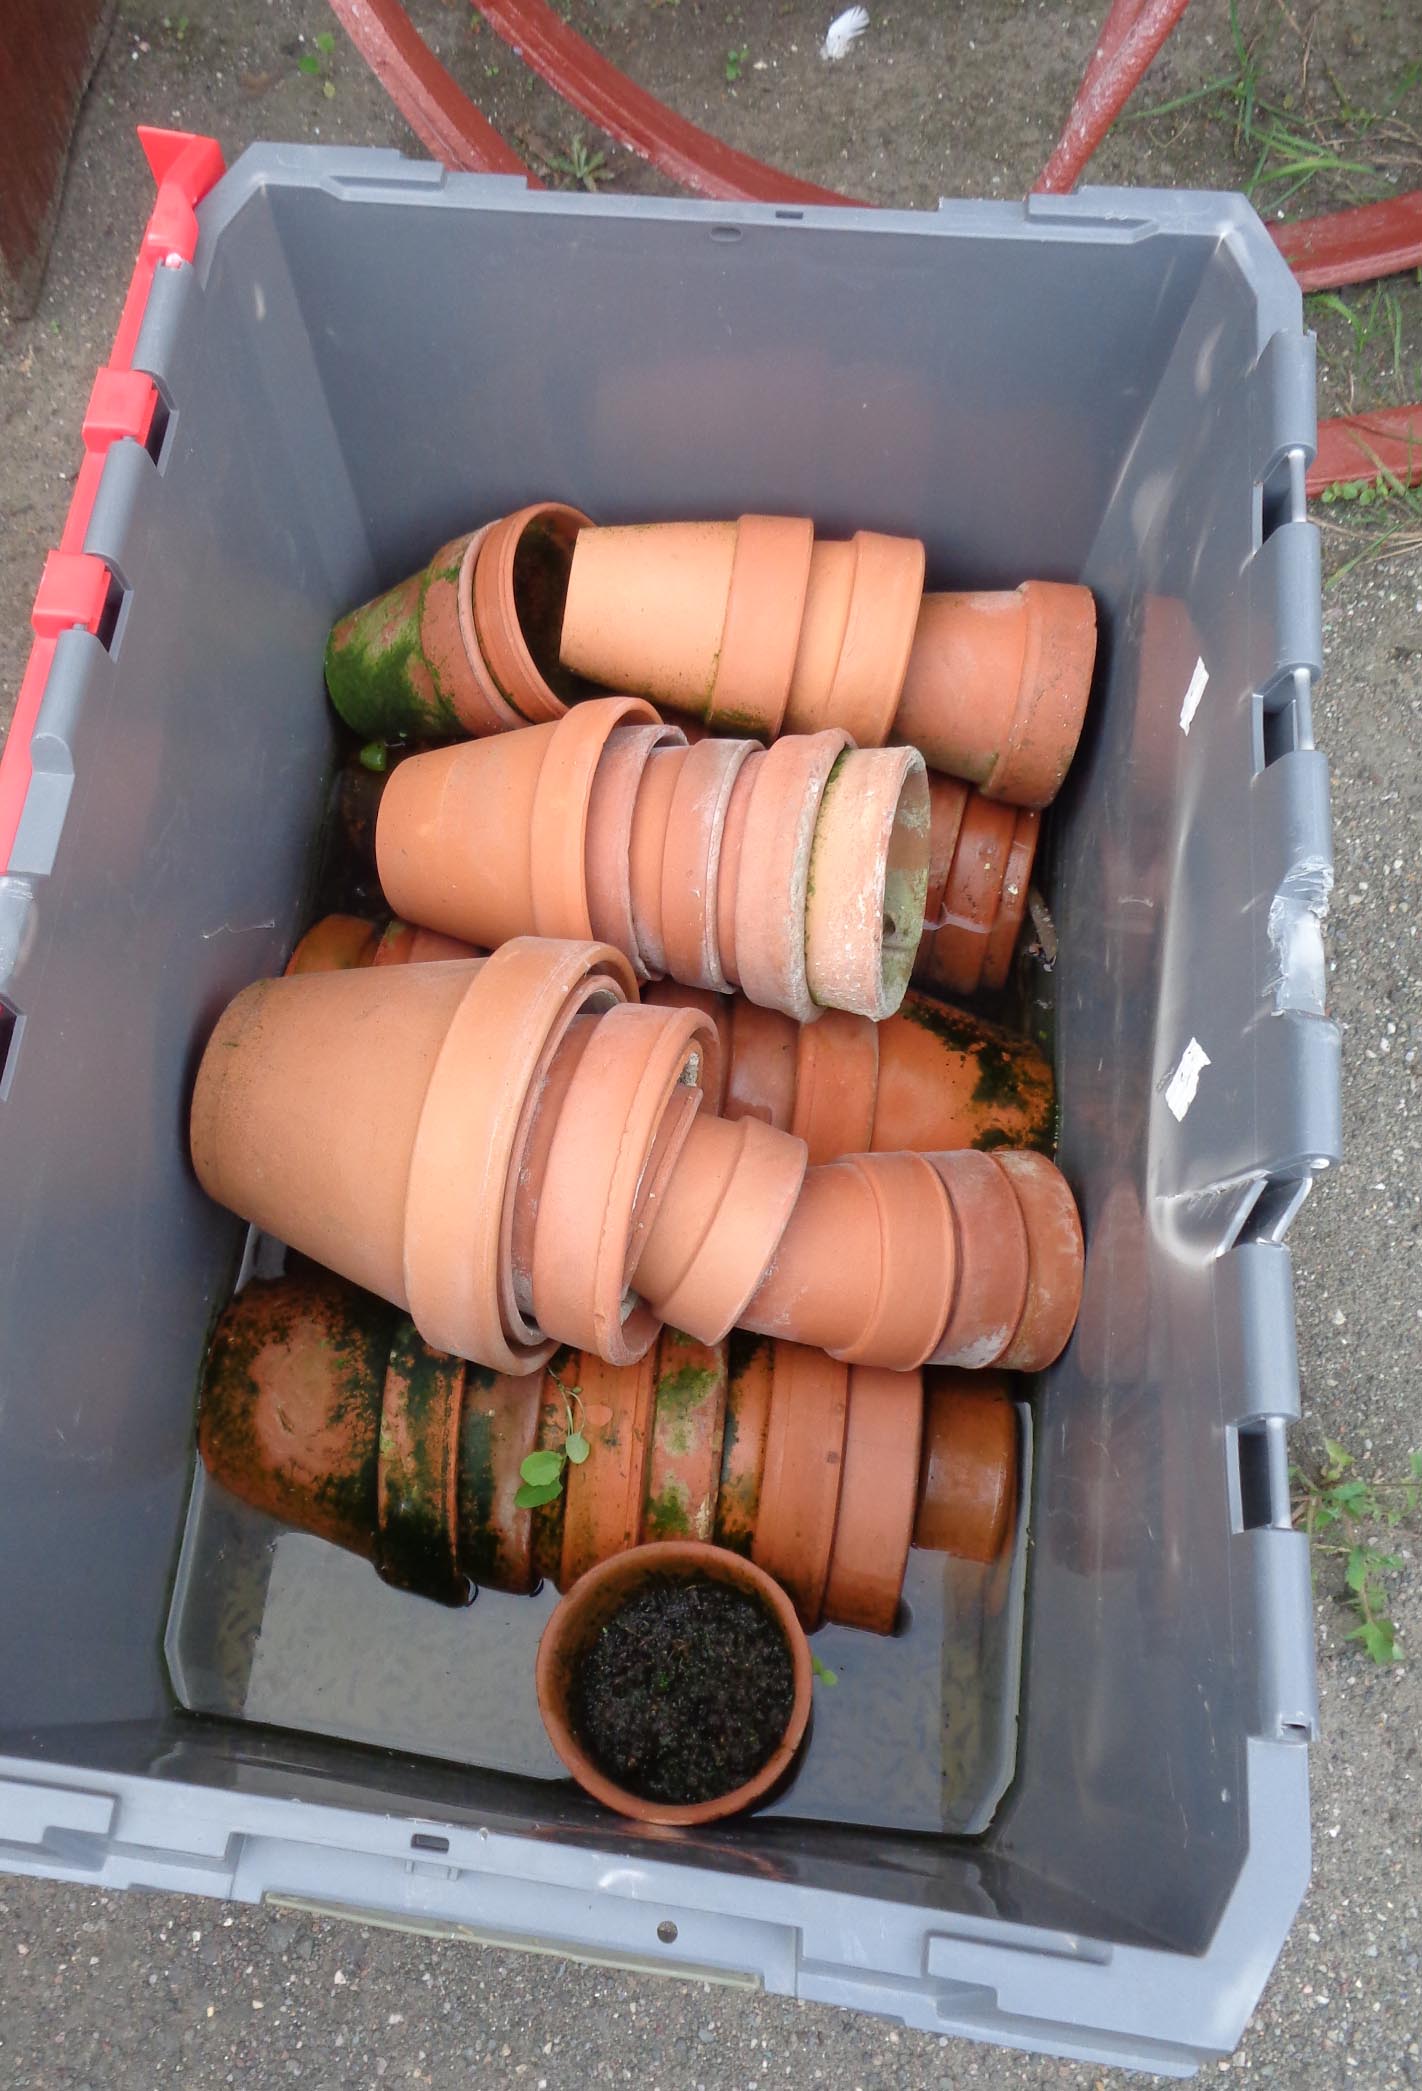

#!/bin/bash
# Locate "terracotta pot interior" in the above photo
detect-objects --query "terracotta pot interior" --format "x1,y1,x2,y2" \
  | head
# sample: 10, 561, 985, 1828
511, 514, 586, 709
877, 760, 932, 1010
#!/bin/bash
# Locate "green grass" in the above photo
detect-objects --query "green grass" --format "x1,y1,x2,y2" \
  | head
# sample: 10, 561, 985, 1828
1292, 1441, 1422, 1664
1124, 2, 1422, 214
546, 135, 609, 192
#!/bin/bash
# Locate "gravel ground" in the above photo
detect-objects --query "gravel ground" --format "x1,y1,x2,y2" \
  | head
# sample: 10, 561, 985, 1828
1, 1, 1419, 2084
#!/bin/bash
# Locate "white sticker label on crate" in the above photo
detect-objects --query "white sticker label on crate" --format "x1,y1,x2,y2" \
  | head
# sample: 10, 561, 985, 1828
1179, 657, 1209, 734
1165, 1036, 1212, 1121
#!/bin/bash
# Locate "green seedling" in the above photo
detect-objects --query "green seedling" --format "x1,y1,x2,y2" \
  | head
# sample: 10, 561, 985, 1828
1317, 441, 1422, 581
811, 1654, 838, 1687
516, 1374, 590, 1508
298, 30, 338, 95
547, 135, 608, 191
357, 741, 389, 774
1292, 1439, 1422, 1664
725, 47, 749, 83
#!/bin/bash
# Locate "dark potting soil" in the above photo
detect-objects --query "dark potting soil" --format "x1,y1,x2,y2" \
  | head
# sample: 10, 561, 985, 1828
572, 1575, 796, 1806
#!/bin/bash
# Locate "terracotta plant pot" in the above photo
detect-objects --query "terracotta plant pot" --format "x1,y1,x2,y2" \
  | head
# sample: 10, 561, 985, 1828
644, 979, 1054, 1159
559, 515, 925, 749
198, 1275, 1020, 1632
741, 1146, 1083, 1372
192, 936, 726, 1373
193, 939, 1080, 1377
914, 774, 1040, 998
286, 914, 478, 975
535, 1541, 813, 1824
376, 703, 930, 1022
558, 520, 1094, 807
894, 581, 1097, 808
324, 505, 591, 743
913, 1373, 1018, 1561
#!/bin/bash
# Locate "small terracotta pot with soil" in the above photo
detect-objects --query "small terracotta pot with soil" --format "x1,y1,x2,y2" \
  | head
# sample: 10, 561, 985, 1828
535, 1541, 812, 1824
377, 705, 930, 1023
324, 505, 591, 743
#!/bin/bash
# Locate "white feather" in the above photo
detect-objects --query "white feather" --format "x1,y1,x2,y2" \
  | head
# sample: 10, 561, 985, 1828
820, 5, 869, 61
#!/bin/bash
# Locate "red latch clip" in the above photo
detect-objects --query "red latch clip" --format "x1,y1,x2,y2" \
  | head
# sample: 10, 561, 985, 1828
83, 367, 158, 452
30, 552, 112, 642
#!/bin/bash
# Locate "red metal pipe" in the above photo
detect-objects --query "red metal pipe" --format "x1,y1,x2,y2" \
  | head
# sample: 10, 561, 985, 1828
1273, 189, 1422, 290
1309, 406, 1422, 494
1034, 0, 1193, 194
1072, 0, 1160, 106
326, 0, 537, 178
471, 0, 851, 205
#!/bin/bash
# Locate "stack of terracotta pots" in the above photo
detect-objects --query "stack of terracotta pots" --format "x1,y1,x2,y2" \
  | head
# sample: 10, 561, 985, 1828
373, 695, 930, 1022
199, 1265, 1019, 1635
286, 912, 1056, 1157
325, 506, 1096, 994
192, 936, 1081, 1376
187, 495, 1091, 1744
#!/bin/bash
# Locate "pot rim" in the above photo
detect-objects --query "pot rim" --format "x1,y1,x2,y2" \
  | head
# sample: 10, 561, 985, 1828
535, 1539, 812, 1825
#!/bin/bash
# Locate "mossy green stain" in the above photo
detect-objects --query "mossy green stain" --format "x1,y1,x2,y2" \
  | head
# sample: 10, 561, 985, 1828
803, 751, 851, 910
197, 1279, 400, 1551
376, 1328, 467, 1603
456, 1404, 500, 1585
712, 1473, 758, 1555
324, 554, 465, 742
653, 1364, 721, 1457
969, 1038, 1029, 1113
897, 992, 1054, 1149
642, 1478, 694, 1541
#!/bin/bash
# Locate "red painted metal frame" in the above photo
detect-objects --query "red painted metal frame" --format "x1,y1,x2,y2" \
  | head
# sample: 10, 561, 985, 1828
471, 0, 848, 205
1032, 0, 1194, 196
1308, 406, 1421, 496
0, 127, 226, 874
326, 0, 537, 177
1274, 189, 1422, 292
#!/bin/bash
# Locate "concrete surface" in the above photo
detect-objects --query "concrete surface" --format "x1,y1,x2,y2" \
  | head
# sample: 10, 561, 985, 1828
1, 0, 1419, 2083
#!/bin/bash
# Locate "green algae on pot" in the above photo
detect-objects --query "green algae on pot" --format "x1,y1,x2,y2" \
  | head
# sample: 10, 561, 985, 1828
877, 990, 1055, 1153
197, 1267, 400, 1559
325, 536, 474, 742
535, 1541, 812, 1825
199, 1276, 1022, 1626
714, 1332, 774, 1557
375, 1321, 470, 1604
643, 1330, 726, 1542
325, 515, 576, 743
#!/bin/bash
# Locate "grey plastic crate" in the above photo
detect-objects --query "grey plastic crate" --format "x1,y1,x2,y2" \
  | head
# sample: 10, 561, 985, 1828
0, 148, 1339, 2075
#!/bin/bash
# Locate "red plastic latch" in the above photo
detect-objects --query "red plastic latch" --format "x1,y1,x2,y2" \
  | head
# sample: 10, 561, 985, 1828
137, 127, 226, 271
1, 128, 225, 876
83, 367, 158, 452
31, 552, 112, 641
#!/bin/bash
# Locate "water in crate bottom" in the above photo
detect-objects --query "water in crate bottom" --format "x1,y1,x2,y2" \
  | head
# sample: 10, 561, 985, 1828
165, 1403, 1030, 1836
